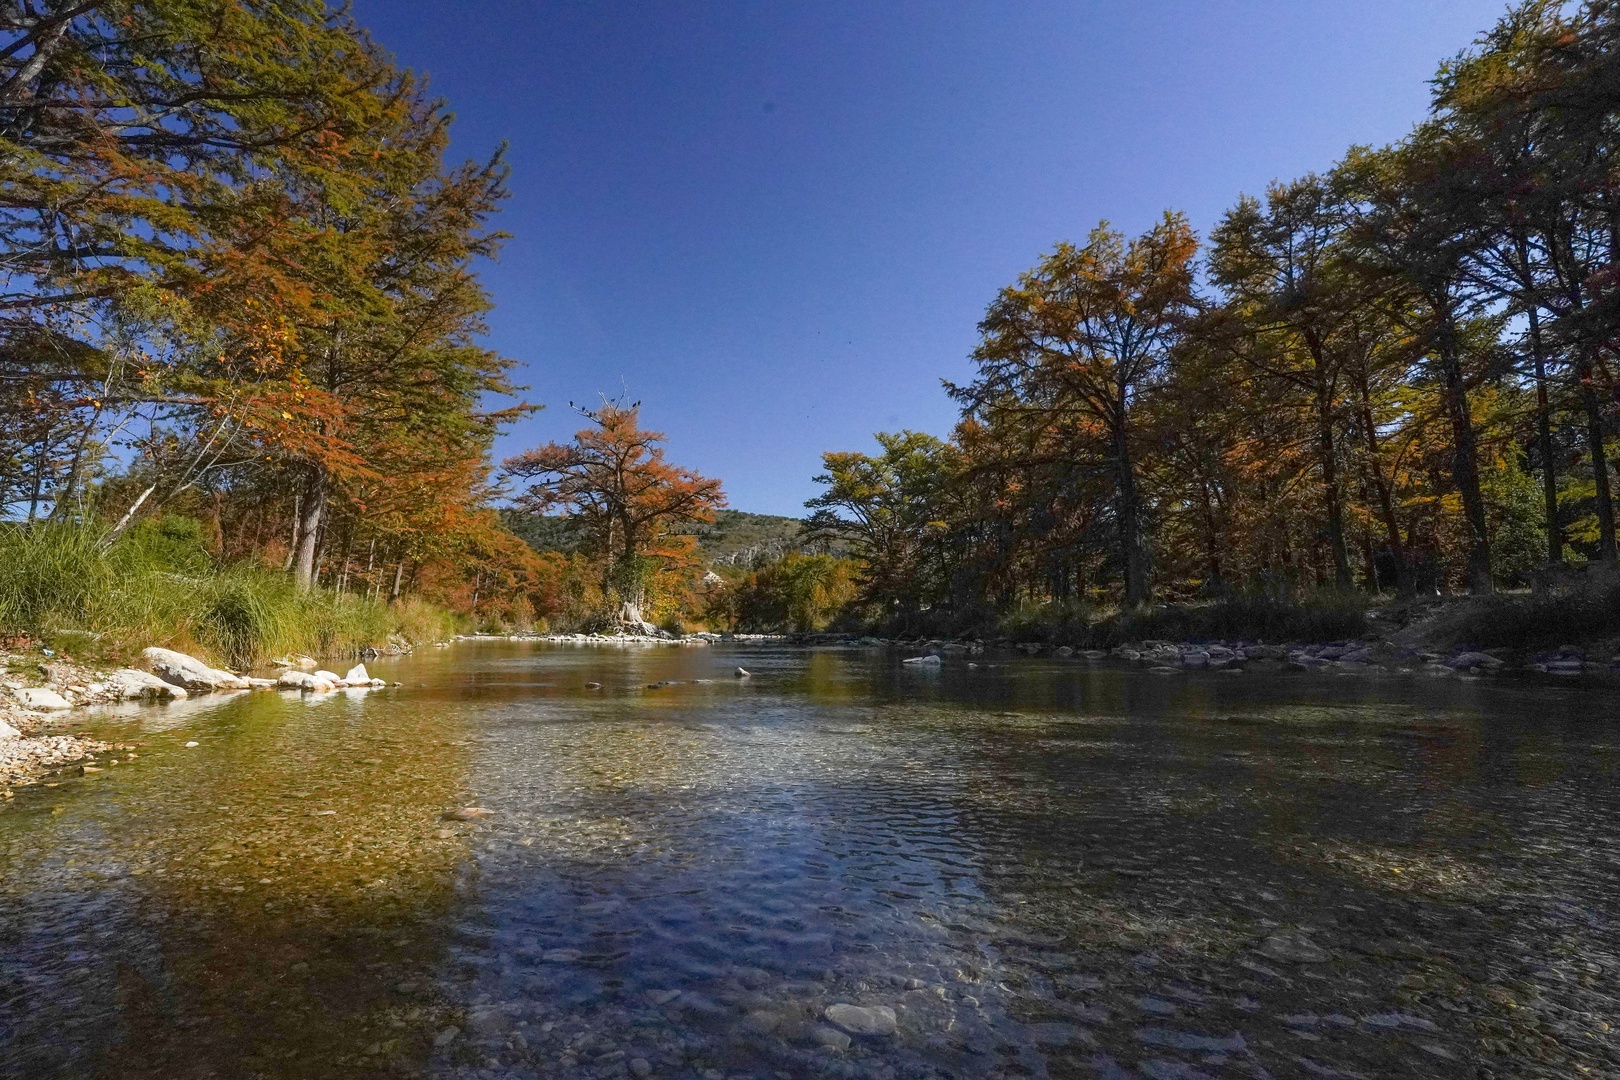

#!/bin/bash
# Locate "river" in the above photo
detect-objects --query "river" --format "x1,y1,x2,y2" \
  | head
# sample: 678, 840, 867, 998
1, 641, 1616, 1079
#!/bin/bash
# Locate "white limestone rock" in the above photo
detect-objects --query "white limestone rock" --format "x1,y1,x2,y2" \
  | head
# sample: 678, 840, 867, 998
107, 669, 188, 701
142, 647, 247, 691
13, 686, 71, 711
342, 663, 370, 685
276, 670, 335, 692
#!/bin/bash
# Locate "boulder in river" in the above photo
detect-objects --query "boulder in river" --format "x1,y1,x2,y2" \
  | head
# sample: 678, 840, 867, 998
734, 667, 751, 678
142, 647, 247, 691
902, 655, 942, 666
276, 670, 335, 693
343, 663, 371, 685
824, 1003, 897, 1036
108, 669, 188, 701
12, 686, 72, 710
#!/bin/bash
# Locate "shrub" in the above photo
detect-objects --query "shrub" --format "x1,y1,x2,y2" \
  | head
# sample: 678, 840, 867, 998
1437, 576, 1620, 649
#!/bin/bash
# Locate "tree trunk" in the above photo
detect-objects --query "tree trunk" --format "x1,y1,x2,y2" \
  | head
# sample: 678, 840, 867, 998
292, 464, 327, 591
1316, 392, 1351, 589
1435, 316, 1492, 593
1355, 387, 1406, 590
1528, 304, 1563, 564
1577, 352, 1617, 562
25, 440, 47, 522
1113, 415, 1150, 606
50, 405, 103, 521
391, 560, 405, 604
102, 484, 156, 547
1304, 333, 1351, 589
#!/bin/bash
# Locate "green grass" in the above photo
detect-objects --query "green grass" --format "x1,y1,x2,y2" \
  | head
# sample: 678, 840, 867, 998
0, 521, 461, 669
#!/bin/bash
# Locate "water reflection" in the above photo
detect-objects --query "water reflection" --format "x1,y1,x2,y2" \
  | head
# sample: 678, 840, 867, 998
2, 642, 1618, 1079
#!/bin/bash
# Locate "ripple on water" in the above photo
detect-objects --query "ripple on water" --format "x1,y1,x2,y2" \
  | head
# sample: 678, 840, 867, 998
2, 643, 1618, 1080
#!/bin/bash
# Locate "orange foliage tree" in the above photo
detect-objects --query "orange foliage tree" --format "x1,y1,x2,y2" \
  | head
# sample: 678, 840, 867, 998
504, 403, 724, 626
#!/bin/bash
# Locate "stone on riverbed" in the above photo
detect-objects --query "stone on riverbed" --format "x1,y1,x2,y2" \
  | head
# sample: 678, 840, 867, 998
107, 669, 188, 701
343, 663, 371, 685
12, 686, 72, 710
902, 654, 942, 666
142, 647, 247, 691
0, 718, 19, 739
824, 1003, 897, 1036
734, 667, 750, 678
1258, 931, 1331, 963
442, 806, 496, 821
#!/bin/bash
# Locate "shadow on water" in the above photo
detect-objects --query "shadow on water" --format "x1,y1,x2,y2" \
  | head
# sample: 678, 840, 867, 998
2, 641, 1618, 1079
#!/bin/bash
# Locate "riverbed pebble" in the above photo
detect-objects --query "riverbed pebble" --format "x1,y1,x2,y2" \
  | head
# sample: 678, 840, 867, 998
824, 1003, 897, 1036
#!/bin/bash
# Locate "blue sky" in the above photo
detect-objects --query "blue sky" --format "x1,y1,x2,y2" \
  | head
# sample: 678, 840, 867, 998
353, 0, 1507, 517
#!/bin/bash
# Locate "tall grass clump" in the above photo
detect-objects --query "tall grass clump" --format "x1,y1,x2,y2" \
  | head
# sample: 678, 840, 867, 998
0, 520, 455, 667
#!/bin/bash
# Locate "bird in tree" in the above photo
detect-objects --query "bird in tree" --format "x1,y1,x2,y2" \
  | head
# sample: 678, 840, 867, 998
503, 402, 724, 628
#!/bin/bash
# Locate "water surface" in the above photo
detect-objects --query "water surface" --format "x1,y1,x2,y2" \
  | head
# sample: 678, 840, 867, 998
2, 642, 1617, 1079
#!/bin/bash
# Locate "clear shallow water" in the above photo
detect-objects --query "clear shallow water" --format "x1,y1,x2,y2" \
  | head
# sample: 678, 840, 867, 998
2, 643, 1618, 1080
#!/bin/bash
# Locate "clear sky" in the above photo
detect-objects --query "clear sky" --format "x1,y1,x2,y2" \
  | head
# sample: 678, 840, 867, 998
352, 0, 1508, 517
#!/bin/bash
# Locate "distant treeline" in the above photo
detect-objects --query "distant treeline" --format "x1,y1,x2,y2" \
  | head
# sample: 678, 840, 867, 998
805, 0, 1620, 634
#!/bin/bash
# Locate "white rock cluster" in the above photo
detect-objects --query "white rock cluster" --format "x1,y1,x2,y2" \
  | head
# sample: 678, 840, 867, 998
275, 663, 386, 694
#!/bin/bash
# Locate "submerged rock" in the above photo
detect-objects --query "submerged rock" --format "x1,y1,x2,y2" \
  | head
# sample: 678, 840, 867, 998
442, 806, 496, 821
1258, 932, 1331, 964
734, 667, 751, 678
824, 1003, 897, 1036
902, 655, 942, 666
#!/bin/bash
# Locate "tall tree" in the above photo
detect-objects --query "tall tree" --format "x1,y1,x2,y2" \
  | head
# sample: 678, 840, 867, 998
1209, 176, 1363, 587
804, 431, 956, 617
1343, 138, 1498, 593
951, 214, 1198, 605
504, 403, 724, 625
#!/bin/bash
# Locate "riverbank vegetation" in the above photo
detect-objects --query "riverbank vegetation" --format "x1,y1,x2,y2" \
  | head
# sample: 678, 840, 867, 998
0, 2, 560, 656
798, 1, 1620, 646
0, 520, 459, 668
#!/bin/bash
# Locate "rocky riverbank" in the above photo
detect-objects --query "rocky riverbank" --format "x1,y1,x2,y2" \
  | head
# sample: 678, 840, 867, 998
0, 643, 411, 795
759, 632, 1616, 681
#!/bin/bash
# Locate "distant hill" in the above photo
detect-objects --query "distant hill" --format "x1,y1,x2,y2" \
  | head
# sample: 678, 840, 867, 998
500, 510, 587, 555
685, 510, 808, 566
501, 508, 812, 567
